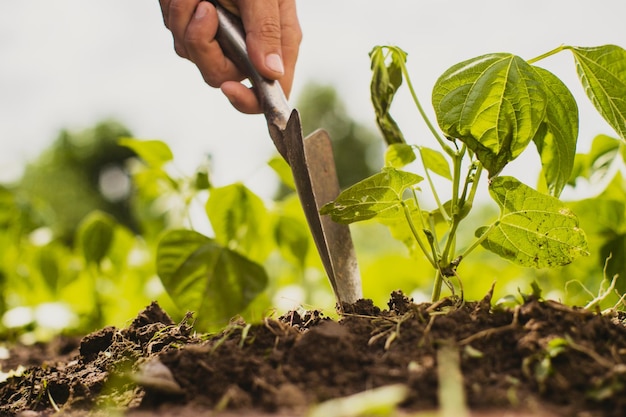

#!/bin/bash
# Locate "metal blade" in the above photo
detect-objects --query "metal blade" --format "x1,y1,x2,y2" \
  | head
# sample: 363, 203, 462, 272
279, 111, 362, 305
303, 129, 362, 304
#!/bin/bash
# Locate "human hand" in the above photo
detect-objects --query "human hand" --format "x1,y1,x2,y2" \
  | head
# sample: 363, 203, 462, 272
159, 0, 302, 114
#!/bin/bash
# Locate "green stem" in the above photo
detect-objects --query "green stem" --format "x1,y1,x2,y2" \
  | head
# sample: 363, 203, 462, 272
432, 270, 444, 302
402, 201, 437, 269
526, 45, 566, 64
393, 47, 454, 157
441, 220, 459, 267
465, 163, 483, 208
417, 146, 450, 222
461, 222, 497, 259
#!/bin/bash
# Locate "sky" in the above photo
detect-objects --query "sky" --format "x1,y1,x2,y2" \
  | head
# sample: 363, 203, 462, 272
1, 0, 625, 198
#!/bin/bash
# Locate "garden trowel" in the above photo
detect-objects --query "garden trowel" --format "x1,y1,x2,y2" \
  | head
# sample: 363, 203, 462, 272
208, 1, 362, 306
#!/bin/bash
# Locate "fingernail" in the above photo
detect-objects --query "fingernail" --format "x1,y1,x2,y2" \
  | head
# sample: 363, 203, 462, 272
194, 3, 207, 19
265, 53, 284, 75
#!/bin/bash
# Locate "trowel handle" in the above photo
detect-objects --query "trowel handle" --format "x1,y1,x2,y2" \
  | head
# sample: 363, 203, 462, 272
206, 0, 291, 130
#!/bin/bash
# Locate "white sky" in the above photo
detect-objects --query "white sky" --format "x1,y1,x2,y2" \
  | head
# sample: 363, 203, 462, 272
1, 0, 625, 197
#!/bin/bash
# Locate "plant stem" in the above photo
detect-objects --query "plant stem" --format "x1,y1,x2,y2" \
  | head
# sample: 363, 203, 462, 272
526, 45, 566, 64
401, 200, 436, 269
461, 222, 497, 259
431, 270, 444, 302
394, 48, 454, 157
418, 146, 450, 222
465, 163, 483, 208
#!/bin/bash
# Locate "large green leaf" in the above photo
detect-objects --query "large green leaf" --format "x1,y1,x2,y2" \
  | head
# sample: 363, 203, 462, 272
477, 177, 588, 267
531, 66, 579, 197
320, 167, 423, 224
567, 45, 626, 141
205, 183, 271, 262
156, 229, 268, 327
433, 53, 547, 176
77, 211, 116, 266
370, 46, 407, 145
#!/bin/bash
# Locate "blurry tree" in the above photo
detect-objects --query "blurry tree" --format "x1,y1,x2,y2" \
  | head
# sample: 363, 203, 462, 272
296, 82, 383, 189
18, 120, 139, 243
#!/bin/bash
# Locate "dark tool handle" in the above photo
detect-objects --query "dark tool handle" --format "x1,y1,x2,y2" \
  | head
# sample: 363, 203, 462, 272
206, 0, 291, 131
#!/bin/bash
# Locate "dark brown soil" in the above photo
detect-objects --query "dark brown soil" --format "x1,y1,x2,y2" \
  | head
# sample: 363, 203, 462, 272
2, 291, 626, 417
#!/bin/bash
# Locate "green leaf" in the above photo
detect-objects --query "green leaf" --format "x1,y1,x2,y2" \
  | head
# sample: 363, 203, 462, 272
194, 169, 211, 191
478, 176, 588, 268
418, 146, 452, 180
531, 67, 579, 197
580, 134, 622, 183
320, 167, 423, 224
205, 183, 270, 261
570, 197, 625, 236
433, 53, 547, 176
268, 155, 295, 190
37, 244, 61, 292
156, 229, 268, 327
567, 45, 626, 141
118, 138, 173, 168
77, 211, 116, 265
274, 216, 310, 268
369, 46, 407, 145
385, 144, 416, 168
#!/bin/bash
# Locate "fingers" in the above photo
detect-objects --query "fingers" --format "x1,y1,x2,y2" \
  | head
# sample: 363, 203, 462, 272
275, 0, 302, 100
184, 2, 244, 88
237, 0, 302, 91
158, 0, 302, 113
220, 81, 262, 114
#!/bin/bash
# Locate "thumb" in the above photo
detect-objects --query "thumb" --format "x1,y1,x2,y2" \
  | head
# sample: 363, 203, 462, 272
237, 0, 285, 80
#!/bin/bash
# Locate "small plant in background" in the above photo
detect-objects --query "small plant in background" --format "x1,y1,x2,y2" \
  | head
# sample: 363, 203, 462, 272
322, 44, 626, 302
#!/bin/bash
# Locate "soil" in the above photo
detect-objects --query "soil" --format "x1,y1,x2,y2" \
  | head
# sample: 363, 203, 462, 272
2, 291, 626, 417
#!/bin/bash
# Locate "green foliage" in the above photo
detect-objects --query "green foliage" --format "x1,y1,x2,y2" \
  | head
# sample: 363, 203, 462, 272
321, 167, 423, 224
433, 53, 548, 177
476, 177, 588, 268
323, 44, 626, 302
567, 45, 626, 140
369, 46, 407, 145
156, 230, 268, 328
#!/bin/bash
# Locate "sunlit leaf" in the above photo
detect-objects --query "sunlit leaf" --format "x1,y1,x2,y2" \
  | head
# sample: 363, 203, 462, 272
156, 229, 268, 328
274, 215, 310, 268
419, 146, 452, 180
584, 134, 622, 183
205, 183, 271, 262
268, 155, 295, 190
37, 244, 61, 292
531, 66, 579, 197
370, 46, 407, 145
570, 197, 625, 236
320, 167, 423, 224
567, 45, 626, 141
118, 138, 174, 168
77, 211, 116, 266
477, 176, 588, 267
433, 53, 547, 176
385, 143, 416, 168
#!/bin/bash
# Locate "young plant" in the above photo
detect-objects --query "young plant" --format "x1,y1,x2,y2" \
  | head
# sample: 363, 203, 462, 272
322, 44, 626, 301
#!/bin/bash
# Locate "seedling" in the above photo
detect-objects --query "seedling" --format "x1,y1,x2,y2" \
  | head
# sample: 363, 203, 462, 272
322, 44, 626, 301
